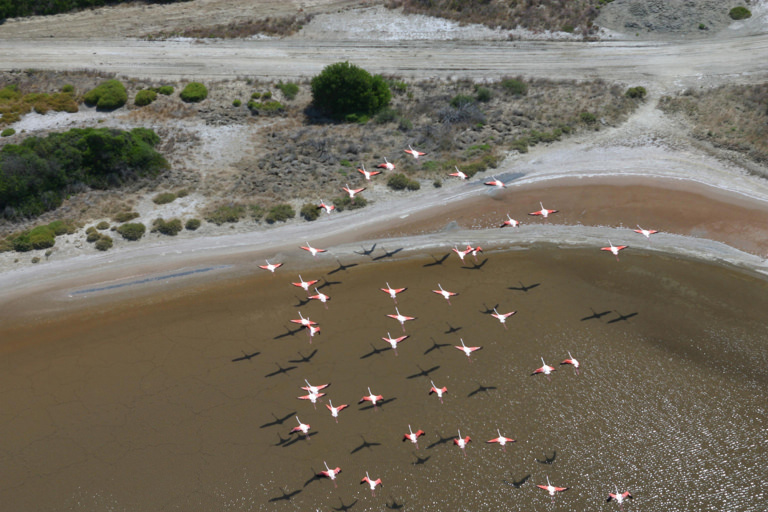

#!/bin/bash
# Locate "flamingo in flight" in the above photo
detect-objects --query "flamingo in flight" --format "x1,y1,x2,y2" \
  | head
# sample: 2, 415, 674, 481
432, 284, 458, 305
306, 324, 321, 342
376, 157, 395, 171
537, 477, 570, 503
342, 183, 366, 199
291, 275, 319, 293
486, 429, 516, 452
453, 430, 471, 457
301, 379, 330, 394
403, 425, 425, 449
560, 352, 580, 375
500, 214, 520, 228
531, 357, 556, 380
452, 245, 472, 265
317, 200, 335, 214
357, 165, 381, 181
361, 472, 383, 496
298, 390, 325, 408
491, 308, 516, 330
289, 416, 311, 439
290, 311, 317, 328
470, 245, 483, 262
634, 225, 658, 239
529, 202, 558, 218
308, 287, 330, 308
455, 338, 482, 363
381, 282, 407, 304
359, 387, 384, 410
449, 166, 468, 180
607, 487, 633, 510
382, 332, 409, 356
387, 307, 415, 332
429, 380, 448, 404
300, 242, 327, 258
404, 144, 426, 159
317, 462, 341, 488
258, 260, 283, 273
484, 176, 506, 189
325, 400, 349, 423
601, 241, 628, 261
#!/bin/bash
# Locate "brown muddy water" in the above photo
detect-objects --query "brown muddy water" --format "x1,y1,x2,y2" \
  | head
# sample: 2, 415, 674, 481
1, 246, 767, 511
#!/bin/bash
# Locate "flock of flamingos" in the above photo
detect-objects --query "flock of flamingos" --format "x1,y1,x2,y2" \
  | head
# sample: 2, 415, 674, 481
257, 146, 657, 509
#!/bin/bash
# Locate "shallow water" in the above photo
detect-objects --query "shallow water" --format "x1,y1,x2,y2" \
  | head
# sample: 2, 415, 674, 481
1, 246, 767, 511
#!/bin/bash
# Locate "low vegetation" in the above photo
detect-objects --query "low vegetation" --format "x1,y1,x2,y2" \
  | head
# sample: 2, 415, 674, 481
152, 192, 177, 204
729, 6, 752, 20
112, 211, 140, 223
147, 12, 313, 39
300, 202, 320, 221
94, 235, 113, 251
0, 1, 191, 21
116, 222, 146, 241
311, 62, 391, 121
135, 89, 158, 106
152, 218, 183, 236
625, 86, 647, 99
205, 203, 245, 225
180, 82, 208, 103
387, 173, 421, 191
83, 79, 127, 110
185, 218, 201, 230
276, 82, 300, 101
0, 219, 78, 252
0, 84, 78, 125
265, 203, 295, 224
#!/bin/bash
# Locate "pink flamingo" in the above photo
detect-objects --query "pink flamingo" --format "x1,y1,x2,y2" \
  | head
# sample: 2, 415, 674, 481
306, 324, 321, 343
291, 275, 319, 293
500, 214, 520, 228
298, 390, 325, 409
382, 332, 409, 355
537, 476, 570, 503
308, 287, 330, 308
380, 282, 407, 304
529, 202, 558, 218
300, 242, 327, 258
429, 380, 448, 404
258, 260, 283, 273
491, 308, 516, 330
290, 311, 317, 328
560, 352, 580, 375
404, 144, 426, 159
325, 400, 349, 423
376, 157, 395, 171
455, 338, 482, 363
289, 416, 311, 440
342, 183, 366, 200
601, 241, 628, 261
453, 429, 471, 457
634, 225, 658, 239
452, 245, 472, 265
403, 425, 425, 449
317, 200, 335, 214
432, 283, 458, 305
361, 472, 383, 496
387, 307, 415, 332
301, 379, 330, 394
484, 176, 506, 189
449, 166, 468, 180
470, 246, 483, 262
359, 387, 384, 410
317, 462, 341, 488
607, 487, 633, 511
531, 357, 556, 380
486, 429, 516, 452
357, 164, 381, 181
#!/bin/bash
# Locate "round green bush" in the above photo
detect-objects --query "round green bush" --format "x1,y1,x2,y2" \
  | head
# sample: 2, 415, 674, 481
152, 192, 177, 205
1, 128, 16, 137
387, 173, 410, 191
61, 84, 75, 93
135, 89, 158, 107
580, 111, 597, 124
116, 222, 146, 241
185, 218, 201, 231
96, 221, 110, 230
232, 99, 242, 107
265, 204, 296, 224
251, 92, 261, 99
300, 202, 320, 221
729, 6, 751, 20
276, 82, 299, 100
180, 82, 208, 103
262, 91, 272, 100
112, 211, 140, 223
475, 87, 492, 102
86, 231, 101, 243
95, 235, 113, 251
29, 225, 55, 249
153, 218, 183, 236
83, 79, 128, 110
311, 61, 391, 120
157, 85, 174, 95
501, 78, 528, 96
625, 86, 647, 99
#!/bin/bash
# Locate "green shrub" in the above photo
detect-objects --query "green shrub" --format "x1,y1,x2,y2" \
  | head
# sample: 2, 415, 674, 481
96, 221, 110, 230
388, 79, 408, 94
152, 218, 183, 236
334, 195, 367, 211
450, 94, 475, 108
185, 218, 201, 231
232, 99, 242, 107
152, 192, 177, 204
265, 203, 296, 224
580, 111, 597, 124
112, 211, 140, 223
176, 189, 189, 198
116, 222, 146, 241
510, 138, 529, 153
262, 91, 272, 100
311, 61, 391, 120
475, 87, 492, 102
249, 204, 265, 221
180, 82, 208, 103
47, 220, 77, 235
251, 92, 262, 99
1, 128, 15, 137
205, 204, 245, 225
300, 202, 320, 221
83, 79, 127, 110
31, 256, 40, 264
86, 230, 101, 243
28, 225, 55, 249
374, 107, 399, 124
94, 235, 113, 251
729, 6, 751, 20
135, 89, 157, 107
501, 78, 528, 96
247, 100, 285, 114
626, 86, 647, 99
157, 85, 174, 95
276, 81, 299, 100
61, 84, 74, 93
387, 173, 420, 191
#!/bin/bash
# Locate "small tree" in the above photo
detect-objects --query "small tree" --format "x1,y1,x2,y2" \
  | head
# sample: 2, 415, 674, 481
311, 61, 391, 120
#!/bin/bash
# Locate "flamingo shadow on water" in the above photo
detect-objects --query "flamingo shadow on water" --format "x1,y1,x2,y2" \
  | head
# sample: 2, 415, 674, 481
444, 322, 462, 334
423, 253, 451, 267
303, 468, 322, 488
406, 365, 441, 380
467, 383, 498, 397
273, 433, 290, 447
504, 474, 531, 489
461, 258, 488, 270
281, 431, 317, 447
536, 450, 557, 464
372, 246, 403, 261
332, 498, 358, 512
317, 276, 342, 290
264, 363, 298, 378
412, 453, 431, 465
424, 337, 451, 355
259, 411, 296, 429
607, 310, 639, 324
268, 487, 301, 503
581, 307, 612, 321
426, 432, 455, 450
328, 259, 358, 275
508, 281, 540, 293
273, 325, 304, 340
358, 397, 396, 411
385, 497, 405, 510
350, 435, 382, 454
293, 295, 311, 307
288, 349, 318, 364
231, 350, 260, 362
355, 243, 377, 257
479, 303, 501, 315
360, 342, 388, 360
